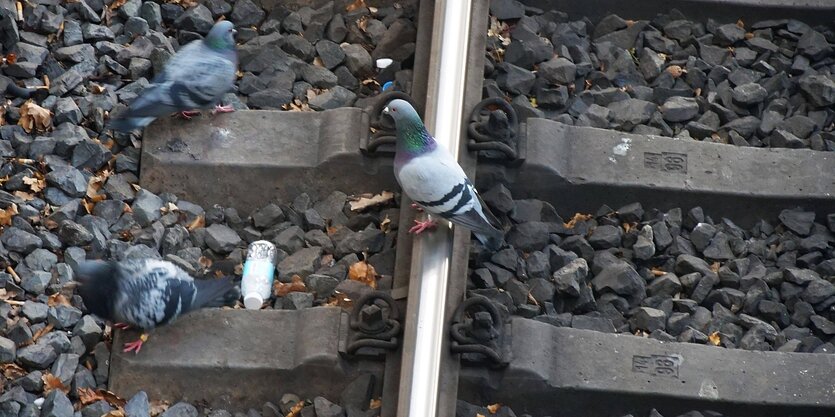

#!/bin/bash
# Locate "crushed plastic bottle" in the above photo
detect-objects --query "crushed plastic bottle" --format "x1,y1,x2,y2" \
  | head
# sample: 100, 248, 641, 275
240, 240, 277, 310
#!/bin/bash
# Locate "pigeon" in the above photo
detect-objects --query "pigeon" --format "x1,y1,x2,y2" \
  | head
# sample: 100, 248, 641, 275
108, 20, 238, 132
384, 99, 505, 250
74, 259, 239, 353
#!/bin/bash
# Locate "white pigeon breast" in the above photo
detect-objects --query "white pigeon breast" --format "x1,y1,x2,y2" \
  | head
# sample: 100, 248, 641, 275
396, 147, 474, 216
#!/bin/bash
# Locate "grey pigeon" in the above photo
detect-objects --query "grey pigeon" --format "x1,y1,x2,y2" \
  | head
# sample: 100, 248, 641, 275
108, 20, 238, 132
74, 259, 239, 353
384, 99, 505, 250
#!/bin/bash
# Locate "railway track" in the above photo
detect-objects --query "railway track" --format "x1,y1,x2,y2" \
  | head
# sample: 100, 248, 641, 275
1, 0, 834, 416
137, 0, 835, 414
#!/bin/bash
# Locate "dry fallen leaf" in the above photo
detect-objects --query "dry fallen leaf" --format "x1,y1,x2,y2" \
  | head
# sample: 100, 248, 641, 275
274, 275, 307, 297
0, 203, 17, 226
2, 363, 27, 379
345, 0, 365, 12
149, 400, 170, 417
103, 411, 125, 417
48, 293, 72, 307
736, 18, 745, 28
42, 372, 68, 394
31, 323, 55, 343
380, 215, 391, 233
348, 260, 377, 289
77, 387, 102, 406
4, 53, 15, 65
108, 0, 127, 9
477, 414, 486, 417
325, 291, 353, 309
666, 65, 686, 79
13, 191, 34, 201
81, 198, 95, 214
187, 214, 205, 231
710, 261, 721, 273
18, 100, 52, 133
708, 331, 721, 346
349, 191, 395, 211
22, 175, 45, 192
198, 256, 212, 269
285, 401, 306, 417
369, 398, 382, 409
563, 213, 593, 229
487, 403, 501, 414
650, 268, 666, 277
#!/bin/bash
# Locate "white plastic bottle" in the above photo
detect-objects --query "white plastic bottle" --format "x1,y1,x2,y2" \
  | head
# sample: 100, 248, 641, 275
240, 240, 277, 310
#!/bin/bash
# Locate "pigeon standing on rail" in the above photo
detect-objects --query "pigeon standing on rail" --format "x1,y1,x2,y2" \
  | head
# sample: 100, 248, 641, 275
74, 259, 240, 353
108, 20, 238, 132
384, 99, 505, 250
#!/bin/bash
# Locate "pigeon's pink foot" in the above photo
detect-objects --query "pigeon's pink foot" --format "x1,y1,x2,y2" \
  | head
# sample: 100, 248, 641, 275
410, 203, 424, 212
409, 219, 437, 234
212, 104, 236, 114
177, 110, 201, 119
113, 322, 131, 330
122, 334, 148, 354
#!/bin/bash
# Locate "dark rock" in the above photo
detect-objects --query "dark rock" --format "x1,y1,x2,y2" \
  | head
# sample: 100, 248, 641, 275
230, 0, 264, 27
173, 4, 214, 34
798, 74, 835, 107
732, 83, 768, 105
204, 224, 242, 254
660, 96, 699, 122
41, 390, 73, 417
591, 263, 646, 306
125, 391, 150, 417
539, 56, 576, 85
630, 307, 666, 332
496, 62, 535, 95
588, 225, 622, 249
160, 403, 199, 417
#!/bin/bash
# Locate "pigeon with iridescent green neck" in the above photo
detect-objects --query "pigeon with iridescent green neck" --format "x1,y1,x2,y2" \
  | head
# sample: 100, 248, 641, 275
383, 99, 504, 250
108, 20, 238, 132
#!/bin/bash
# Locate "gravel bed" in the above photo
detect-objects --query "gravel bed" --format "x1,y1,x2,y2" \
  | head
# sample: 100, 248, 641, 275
0, 0, 408, 412
457, 399, 729, 417
468, 184, 835, 354
483, 1, 835, 150
0, 181, 396, 412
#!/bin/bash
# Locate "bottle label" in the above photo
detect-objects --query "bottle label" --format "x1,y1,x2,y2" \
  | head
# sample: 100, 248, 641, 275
241, 259, 275, 299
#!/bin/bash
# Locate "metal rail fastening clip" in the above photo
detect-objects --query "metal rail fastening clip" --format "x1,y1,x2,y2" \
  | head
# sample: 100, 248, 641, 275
467, 97, 525, 166
343, 291, 402, 358
449, 295, 511, 368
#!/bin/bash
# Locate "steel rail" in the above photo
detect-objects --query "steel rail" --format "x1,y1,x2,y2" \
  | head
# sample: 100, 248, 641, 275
395, 1, 473, 416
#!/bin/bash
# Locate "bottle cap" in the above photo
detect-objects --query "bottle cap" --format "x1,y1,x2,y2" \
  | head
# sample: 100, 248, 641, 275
243, 293, 264, 310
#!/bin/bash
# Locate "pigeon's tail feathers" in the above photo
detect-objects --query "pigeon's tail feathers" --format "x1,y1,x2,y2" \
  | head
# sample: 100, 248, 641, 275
74, 260, 115, 282
191, 277, 239, 309
107, 116, 156, 132
474, 231, 505, 251
448, 207, 505, 248
74, 260, 119, 321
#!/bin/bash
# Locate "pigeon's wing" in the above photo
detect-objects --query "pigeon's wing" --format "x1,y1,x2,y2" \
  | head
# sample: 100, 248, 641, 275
123, 43, 236, 117
397, 148, 502, 237
113, 260, 196, 329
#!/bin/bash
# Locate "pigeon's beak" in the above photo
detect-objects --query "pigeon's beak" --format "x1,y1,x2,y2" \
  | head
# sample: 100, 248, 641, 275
382, 106, 390, 115
232, 29, 237, 35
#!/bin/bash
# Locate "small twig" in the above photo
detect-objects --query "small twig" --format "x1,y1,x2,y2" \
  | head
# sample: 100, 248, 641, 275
5, 266, 20, 284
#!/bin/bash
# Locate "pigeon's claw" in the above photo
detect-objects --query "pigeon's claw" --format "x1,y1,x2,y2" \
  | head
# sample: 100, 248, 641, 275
409, 219, 437, 235
212, 104, 236, 114
113, 322, 131, 330
176, 110, 201, 119
122, 333, 149, 354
